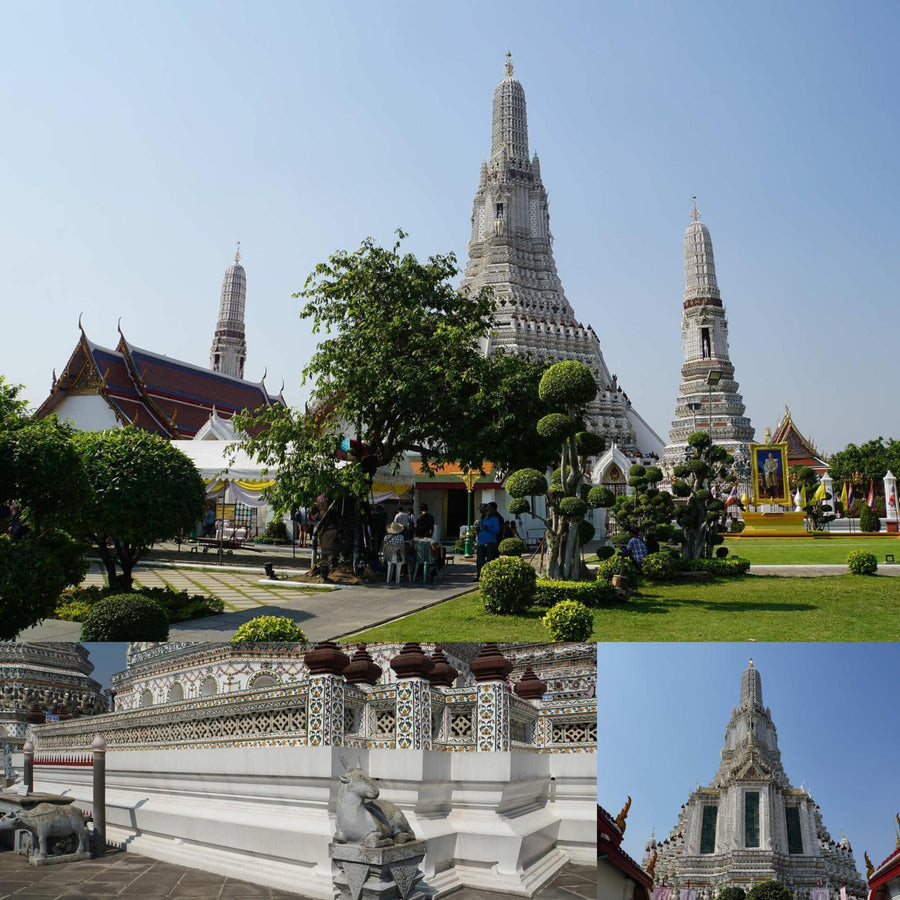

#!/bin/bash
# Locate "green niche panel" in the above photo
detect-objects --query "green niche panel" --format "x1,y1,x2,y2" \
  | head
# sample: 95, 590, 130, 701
785, 806, 803, 854
700, 806, 718, 854
745, 791, 760, 848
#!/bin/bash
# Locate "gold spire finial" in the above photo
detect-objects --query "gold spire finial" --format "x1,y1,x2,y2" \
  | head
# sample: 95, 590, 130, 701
505, 50, 514, 77
691, 196, 700, 222
235, 241, 241, 264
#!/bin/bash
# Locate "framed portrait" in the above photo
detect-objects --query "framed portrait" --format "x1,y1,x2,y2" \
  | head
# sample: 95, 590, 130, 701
749, 442, 791, 506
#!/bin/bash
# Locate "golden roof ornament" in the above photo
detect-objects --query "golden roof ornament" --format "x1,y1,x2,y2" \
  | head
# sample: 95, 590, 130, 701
615, 796, 631, 833
865, 850, 874, 879
646, 849, 658, 880
505, 50, 514, 77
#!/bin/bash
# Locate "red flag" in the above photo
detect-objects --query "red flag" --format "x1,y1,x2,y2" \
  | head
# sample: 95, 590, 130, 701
867, 481, 875, 509
725, 484, 739, 506
846, 482, 854, 513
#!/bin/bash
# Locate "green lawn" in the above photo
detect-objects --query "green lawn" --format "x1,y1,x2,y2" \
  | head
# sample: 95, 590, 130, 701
723, 535, 900, 564
352, 575, 900, 642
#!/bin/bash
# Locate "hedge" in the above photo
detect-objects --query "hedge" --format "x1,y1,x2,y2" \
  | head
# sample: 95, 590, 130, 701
535, 580, 618, 608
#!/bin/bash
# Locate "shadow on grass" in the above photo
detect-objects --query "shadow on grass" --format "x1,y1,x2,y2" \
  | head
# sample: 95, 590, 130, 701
616, 581, 819, 615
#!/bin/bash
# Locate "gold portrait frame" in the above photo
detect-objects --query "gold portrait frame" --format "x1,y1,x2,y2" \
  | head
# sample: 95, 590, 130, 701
749, 442, 791, 506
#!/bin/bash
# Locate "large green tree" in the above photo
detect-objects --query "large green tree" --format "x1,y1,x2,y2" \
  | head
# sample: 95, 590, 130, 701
236, 232, 558, 565
0, 378, 89, 639
71, 428, 207, 590
827, 436, 900, 496
505, 361, 611, 581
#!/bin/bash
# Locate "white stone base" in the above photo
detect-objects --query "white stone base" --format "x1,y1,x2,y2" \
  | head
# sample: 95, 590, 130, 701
19, 746, 595, 899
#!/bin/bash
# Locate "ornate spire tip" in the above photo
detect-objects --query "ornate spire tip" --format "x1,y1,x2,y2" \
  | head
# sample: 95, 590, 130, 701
505, 50, 514, 77
691, 196, 700, 222
235, 240, 241, 264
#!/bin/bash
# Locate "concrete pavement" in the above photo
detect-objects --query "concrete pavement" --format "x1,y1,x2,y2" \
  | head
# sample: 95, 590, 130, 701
18, 554, 481, 642
0, 847, 596, 899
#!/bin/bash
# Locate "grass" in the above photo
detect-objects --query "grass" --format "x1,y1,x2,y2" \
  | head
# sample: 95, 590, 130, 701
352, 574, 900, 642
723, 536, 900, 565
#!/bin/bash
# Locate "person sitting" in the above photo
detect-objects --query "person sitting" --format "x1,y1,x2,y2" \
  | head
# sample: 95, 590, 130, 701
381, 522, 409, 579
624, 528, 648, 568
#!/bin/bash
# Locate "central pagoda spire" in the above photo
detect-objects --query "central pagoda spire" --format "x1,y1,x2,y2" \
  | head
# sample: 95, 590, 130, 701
459, 56, 664, 456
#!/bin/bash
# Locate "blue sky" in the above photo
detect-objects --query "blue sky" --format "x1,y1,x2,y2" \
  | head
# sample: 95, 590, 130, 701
599, 643, 900, 881
2, 1, 898, 454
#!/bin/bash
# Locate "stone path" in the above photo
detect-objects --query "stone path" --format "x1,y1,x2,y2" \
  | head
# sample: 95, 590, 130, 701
750, 564, 900, 577
19, 560, 480, 642
0, 848, 596, 899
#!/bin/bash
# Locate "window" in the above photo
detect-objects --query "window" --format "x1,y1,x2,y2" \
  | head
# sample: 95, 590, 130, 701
785, 807, 803, 854
745, 792, 760, 848
701, 327, 711, 359
495, 202, 504, 218
700, 806, 718, 854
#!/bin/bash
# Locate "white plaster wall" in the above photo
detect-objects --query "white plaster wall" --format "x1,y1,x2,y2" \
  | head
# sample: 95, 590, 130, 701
598, 862, 634, 900
53, 395, 121, 432
15, 746, 595, 899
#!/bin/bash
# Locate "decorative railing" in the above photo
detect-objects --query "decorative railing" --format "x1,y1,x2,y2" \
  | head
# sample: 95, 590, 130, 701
31, 681, 596, 754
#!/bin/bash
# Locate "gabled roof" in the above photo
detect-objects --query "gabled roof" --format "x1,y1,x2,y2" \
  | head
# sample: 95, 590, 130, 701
771, 406, 829, 472
36, 324, 283, 438
598, 803, 652, 894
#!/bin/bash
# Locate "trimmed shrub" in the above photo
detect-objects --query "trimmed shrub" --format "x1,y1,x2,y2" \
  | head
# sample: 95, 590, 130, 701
232, 616, 307, 642
640, 551, 680, 582
506, 468, 548, 498
559, 496, 588, 518
859, 503, 881, 533
575, 431, 605, 457
537, 413, 577, 441
56, 585, 223, 624
847, 549, 878, 576
587, 486, 616, 508
508, 497, 531, 516
80, 594, 169, 641
578, 520, 596, 543
498, 537, 526, 557
594, 554, 639, 586
480, 556, 537, 615
594, 546, 615, 561
538, 361, 597, 406
542, 600, 594, 641
535, 580, 618, 608
682, 557, 751, 577
715, 546, 729, 558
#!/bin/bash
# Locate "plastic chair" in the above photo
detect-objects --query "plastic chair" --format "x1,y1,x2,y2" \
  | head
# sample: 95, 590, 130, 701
413, 540, 439, 584
385, 549, 409, 584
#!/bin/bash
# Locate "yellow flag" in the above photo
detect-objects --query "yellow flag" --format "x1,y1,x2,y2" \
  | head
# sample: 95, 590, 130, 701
840, 481, 848, 510
812, 481, 827, 503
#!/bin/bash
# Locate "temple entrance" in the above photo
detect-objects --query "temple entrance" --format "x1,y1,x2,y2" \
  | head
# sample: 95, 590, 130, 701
446, 490, 469, 541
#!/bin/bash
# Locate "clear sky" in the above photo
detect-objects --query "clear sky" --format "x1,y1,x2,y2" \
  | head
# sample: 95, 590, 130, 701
3, 1, 898, 455
599, 643, 900, 882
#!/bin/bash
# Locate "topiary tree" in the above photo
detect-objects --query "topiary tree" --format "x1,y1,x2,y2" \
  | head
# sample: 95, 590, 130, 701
505, 361, 612, 581
670, 431, 734, 559
542, 600, 594, 641
746, 880, 791, 900
80, 593, 169, 641
71, 428, 208, 590
612, 464, 675, 542
498, 537, 526, 557
232, 616, 307, 642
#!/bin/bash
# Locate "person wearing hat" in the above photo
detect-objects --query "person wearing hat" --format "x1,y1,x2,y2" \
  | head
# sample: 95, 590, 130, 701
381, 521, 408, 575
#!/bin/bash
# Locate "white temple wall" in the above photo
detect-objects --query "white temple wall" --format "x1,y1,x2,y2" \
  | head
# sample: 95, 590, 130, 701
14, 745, 595, 899
52, 394, 121, 432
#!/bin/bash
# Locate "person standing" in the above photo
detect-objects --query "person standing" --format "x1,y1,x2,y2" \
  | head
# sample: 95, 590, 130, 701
475, 504, 501, 580
417, 503, 435, 538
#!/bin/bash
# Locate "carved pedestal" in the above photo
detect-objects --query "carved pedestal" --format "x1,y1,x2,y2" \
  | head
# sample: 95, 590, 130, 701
331, 840, 433, 900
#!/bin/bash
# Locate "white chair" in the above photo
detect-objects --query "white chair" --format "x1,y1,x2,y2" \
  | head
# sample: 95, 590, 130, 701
385, 549, 409, 584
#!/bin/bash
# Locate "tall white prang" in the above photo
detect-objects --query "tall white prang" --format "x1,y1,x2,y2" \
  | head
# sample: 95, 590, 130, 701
210, 244, 247, 379
663, 201, 754, 472
459, 54, 663, 458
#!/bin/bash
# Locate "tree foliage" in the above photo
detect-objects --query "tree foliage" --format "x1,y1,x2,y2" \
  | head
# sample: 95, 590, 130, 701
72, 428, 207, 590
0, 378, 89, 638
791, 465, 834, 531
611, 464, 675, 540
827, 436, 900, 490
670, 431, 733, 559
236, 232, 559, 565
506, 361, 609, 580
746, 880, 791, 900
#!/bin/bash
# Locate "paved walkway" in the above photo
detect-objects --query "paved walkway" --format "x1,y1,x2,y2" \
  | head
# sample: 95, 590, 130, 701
0, 848, 595, 899
749, 564, 900, 577
18, 556, 480, 642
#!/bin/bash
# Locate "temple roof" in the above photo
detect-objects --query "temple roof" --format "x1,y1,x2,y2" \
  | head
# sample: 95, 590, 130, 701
36, 324, 283, 438
598, 804, 652, 892
771, 406, 829, 472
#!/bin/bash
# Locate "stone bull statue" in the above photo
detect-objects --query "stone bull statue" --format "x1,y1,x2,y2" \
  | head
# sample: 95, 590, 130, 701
334, 767, 415, 848
0, 803, 90, 860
